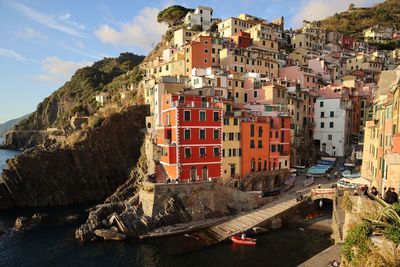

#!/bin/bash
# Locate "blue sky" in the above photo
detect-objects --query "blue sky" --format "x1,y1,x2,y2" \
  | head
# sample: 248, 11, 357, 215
0, 0, 382, 123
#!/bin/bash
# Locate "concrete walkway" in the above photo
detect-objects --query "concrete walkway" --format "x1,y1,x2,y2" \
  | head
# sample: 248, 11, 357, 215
191, 195, 301, 245
298, 244, 341, 267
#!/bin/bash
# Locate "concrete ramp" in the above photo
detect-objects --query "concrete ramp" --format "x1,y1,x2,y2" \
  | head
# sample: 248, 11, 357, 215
191, 196, 301, 245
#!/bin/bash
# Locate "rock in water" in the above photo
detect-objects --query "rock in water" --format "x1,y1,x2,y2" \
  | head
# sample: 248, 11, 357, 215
94, 229, 127, 241
15, 216, 29, 230
0, 105, 149, 209
31, 213, 48, 224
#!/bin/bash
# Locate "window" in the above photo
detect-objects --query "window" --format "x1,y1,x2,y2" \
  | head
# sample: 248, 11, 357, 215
229, 132, 234, 140
213, 111, 219, 122
213, 147, 220, 157
258, 140, 263, 148
185, 148, 191, 158
200, 111, 206, 121
250, 124, 255, 137
271, 145, 276, 152
184, 129, 191, 140
184, 110, 190, 121
200, 129, 206, 139
224, 117, 229, 125
328, 134, 332, 141
228, 149, 232, 157
330, 111, 334, 117
253, 90, 258, 98
330, 122, 334, 128
258, 126, 263, 137
234, 118, 238, 125
321, 122, 325, 128
214, 129, 219, 139
320, 101, 324, 107
320, 112, 324, 118
250, 140, 255, 148
200, 147, 206, 157
275, 131, 278, 138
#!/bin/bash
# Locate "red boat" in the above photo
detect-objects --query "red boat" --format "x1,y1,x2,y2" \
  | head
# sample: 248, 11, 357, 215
231, 235, 257, 245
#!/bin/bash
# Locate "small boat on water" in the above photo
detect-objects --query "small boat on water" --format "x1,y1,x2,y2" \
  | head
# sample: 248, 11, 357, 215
231, 235, 257, 245
303, 177, 314, 186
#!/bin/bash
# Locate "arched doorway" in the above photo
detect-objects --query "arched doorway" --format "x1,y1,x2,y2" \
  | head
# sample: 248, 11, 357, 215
202, 166, 208, 181
190, 167, 197, 182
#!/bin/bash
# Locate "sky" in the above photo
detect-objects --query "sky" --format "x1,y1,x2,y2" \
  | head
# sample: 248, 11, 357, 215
0, 0, 383, 123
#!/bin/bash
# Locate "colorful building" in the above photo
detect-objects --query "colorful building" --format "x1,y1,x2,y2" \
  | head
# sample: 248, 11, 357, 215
157, 94, 223, 181
241, 117, 270, 178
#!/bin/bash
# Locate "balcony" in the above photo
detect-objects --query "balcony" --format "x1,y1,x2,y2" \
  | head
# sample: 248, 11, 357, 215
171, 101, 222, 109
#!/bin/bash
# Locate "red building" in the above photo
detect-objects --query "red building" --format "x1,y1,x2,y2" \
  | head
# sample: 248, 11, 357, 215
157, 94, 223, 182
268, 115, 291, 170
232, 32, 253, 49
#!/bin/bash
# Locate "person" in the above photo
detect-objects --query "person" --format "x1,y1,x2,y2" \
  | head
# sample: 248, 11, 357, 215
241, 233, 246, 240
384, 188, 393, 203
334, 171, 338, 179
371, 186, 379, 196
327, 173, 331, 181
363, 185, 369, 198
391, 188, 399, 203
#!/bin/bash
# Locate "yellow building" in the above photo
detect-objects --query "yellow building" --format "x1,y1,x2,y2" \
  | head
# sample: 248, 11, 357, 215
222, 106, 242, 182
291, 33, 325, 51
219, 47, 278, 77
173, 28, 197, 48
218, 17, 257, 38
228, 75, 245, 103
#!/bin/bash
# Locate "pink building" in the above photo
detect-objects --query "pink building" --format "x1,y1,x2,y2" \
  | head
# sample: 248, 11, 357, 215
279, 66, 320, 90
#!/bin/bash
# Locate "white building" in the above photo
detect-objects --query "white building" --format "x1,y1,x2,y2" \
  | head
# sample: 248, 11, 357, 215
313, 97, 352, 157
184, 6, 213, 31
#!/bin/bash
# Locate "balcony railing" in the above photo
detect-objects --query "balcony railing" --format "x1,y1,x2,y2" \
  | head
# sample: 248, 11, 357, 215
171, 101, 222, 109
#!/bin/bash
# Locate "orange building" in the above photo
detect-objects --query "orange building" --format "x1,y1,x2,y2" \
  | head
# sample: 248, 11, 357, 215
241, 118, 270, 177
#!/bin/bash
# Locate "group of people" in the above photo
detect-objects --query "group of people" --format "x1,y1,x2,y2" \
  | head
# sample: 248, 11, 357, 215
362, 185, 399, 203
384, 187, 399, 204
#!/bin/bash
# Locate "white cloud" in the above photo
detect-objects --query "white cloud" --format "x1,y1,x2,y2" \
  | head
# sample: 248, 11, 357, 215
0, 47, 35, 63
95, 7, 168, 50
36, 57, 92, 83
22, 27, 48, 40
8, 1, 84, 37
291, 0, 384, 28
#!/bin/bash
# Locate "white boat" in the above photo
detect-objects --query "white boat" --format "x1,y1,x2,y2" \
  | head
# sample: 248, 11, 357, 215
341, 170, 361, 178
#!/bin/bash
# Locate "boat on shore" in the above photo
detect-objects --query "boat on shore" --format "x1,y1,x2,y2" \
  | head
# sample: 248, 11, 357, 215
261, 189, 281, 197
341, 170, 361, 178
303, 177, 314, 187
231, 235, 257, 245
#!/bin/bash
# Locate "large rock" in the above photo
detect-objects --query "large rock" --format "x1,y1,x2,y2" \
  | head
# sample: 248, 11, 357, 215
14, 216, 29, 230
94, 229, 127, 241
0, 105, 149, 209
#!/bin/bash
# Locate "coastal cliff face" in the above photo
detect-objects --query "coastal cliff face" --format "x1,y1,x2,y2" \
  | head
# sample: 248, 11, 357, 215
0, 105, 149, 210
1, 130, 49, 150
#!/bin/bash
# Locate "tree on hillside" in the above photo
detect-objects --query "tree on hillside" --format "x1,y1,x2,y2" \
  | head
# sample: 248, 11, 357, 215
348, 3, 355, 10
157, 5, 194, 27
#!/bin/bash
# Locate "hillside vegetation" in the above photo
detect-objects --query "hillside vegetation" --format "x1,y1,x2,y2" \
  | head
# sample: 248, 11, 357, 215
319, 0, 400, 39
15, 53, 144, 132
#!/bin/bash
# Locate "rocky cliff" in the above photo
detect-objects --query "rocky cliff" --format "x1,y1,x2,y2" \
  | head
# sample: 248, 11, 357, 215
0, 104, 149, 210
5, 53, 144, 150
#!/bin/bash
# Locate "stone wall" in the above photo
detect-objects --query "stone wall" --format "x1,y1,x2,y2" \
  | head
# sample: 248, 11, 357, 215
139, 181, 265, 221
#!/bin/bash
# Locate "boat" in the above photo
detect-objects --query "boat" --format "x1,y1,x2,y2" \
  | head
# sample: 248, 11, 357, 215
303, 177, 314, 187
231, 235, 257, 245
261, 189, 281, 197
283, 182, 295, 192
341, 170, 361, 178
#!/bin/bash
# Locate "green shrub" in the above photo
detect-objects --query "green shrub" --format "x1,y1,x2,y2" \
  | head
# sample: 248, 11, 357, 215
342, 222, 372, 264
